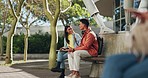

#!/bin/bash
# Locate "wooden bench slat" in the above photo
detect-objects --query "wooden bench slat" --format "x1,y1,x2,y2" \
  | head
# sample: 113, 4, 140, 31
81, 55, 105, 64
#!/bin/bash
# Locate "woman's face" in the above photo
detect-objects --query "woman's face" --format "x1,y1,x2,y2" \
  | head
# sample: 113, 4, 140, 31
66, 27, 73, 34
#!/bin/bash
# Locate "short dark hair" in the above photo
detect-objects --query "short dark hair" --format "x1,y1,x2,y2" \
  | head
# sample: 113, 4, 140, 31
80, 18, 89, 27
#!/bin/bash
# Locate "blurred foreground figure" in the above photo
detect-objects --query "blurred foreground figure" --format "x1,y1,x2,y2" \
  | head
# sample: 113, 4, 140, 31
102, 10, 148, 78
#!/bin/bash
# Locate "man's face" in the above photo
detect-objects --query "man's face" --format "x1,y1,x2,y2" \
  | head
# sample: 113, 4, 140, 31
79, 22, 85, 30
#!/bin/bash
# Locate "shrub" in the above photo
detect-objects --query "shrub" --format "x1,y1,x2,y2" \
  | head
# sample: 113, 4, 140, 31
2, 32, 64, 54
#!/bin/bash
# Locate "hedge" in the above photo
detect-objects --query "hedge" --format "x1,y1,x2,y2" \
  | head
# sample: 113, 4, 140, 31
2, 32, 64, 54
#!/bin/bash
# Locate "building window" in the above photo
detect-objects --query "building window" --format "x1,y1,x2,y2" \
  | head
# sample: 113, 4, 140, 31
114, 0, 140, 32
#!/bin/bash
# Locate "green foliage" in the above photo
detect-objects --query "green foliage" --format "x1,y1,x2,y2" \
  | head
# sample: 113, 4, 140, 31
89, 17, 98, 27
60, 0, 98, 27
60, 2, 90, 25
28, 32, 51, 53
61, 0, 71, 10
73, 0, 85, 7
2, 32, 64, 54
13, 34, 24, 53
0, 0, 12, 28
2, 36, 7, 53
57, 35, 64, 50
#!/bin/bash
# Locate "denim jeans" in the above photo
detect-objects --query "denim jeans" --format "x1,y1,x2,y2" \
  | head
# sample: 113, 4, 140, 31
124, 56, 148, 78
102, 53, 137, 78
57, 51, 68, 69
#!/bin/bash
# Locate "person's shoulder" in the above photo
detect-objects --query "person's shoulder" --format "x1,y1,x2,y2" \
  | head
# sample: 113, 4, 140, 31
87, 32, 95, 38
74, 33, 79, 34
74, 33, 80, 36
89, 30, 95, 35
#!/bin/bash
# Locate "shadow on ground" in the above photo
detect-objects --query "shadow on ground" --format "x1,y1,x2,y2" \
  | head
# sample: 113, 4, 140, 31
9, 60, 95, 78
10, 60, 58, 78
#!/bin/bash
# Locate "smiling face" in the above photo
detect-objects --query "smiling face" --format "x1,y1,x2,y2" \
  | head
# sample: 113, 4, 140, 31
66, 26, 73, 34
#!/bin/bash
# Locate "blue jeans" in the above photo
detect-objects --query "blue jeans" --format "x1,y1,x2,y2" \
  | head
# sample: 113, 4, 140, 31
102, 53, 137, 78
57, 51, 68, 69
124, 56, 148, 78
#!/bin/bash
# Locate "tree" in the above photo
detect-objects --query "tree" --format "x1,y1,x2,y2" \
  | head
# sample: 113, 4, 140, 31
43, 0, 71, 69
0, 0, 6, 56
59, 0, 98, 27
43, 0, 60, 69
60, 3, 90, 26
0, 0, 12, 56
20, 0, 44, 61
5, 0, 25, 64
20, 10, 37, 61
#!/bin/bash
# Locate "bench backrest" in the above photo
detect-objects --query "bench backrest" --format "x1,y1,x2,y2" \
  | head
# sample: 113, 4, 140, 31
96, 34, 104, 55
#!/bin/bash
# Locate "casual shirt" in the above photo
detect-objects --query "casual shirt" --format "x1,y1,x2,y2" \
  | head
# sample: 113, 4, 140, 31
75, 28, 98, 56
68, 34, 74, 48
64, 33, 81, 48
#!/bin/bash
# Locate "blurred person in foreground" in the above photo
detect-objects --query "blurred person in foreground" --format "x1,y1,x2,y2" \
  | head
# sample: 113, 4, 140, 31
102, 9, 148, 78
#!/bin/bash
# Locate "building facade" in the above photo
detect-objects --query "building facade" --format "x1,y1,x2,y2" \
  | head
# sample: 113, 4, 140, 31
95, 0, 141, 32
114, 0, 141, 31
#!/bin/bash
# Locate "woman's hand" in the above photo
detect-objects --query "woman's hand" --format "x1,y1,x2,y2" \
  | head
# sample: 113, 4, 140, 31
59, 47, 63, 51
59, 47, 68, 52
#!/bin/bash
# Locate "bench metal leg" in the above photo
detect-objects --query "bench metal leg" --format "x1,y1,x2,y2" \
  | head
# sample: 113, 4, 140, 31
89, 62, 103, 77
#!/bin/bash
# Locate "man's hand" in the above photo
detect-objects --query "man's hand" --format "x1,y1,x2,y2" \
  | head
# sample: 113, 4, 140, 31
68, 47, 74, 52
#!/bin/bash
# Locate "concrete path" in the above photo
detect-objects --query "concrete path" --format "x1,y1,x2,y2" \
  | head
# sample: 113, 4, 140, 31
0, 59, 96, 78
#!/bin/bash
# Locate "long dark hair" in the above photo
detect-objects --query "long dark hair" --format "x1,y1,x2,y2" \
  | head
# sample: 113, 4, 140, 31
64, 26, 71, 44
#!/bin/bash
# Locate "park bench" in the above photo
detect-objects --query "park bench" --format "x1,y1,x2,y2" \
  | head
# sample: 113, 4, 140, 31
81, 51, 105, 78
56, 49, 105, 77
81, 55, 105, 64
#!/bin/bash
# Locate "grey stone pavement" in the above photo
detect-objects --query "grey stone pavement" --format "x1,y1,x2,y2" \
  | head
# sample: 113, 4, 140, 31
0, 59, 98, 78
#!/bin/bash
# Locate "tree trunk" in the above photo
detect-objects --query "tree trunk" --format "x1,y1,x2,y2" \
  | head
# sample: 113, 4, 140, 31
48, 22, 57, 69
24, 29, 29, 61
0, 34, 3, 56
43, 0, 60, 69
5, 18, 18, 64
5, 0, 25, 64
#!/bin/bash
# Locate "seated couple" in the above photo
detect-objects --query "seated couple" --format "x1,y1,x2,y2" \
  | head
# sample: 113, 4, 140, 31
51, 19, 99, 78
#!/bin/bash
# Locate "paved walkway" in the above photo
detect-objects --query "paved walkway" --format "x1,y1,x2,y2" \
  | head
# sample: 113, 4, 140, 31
0, 59, 96, 78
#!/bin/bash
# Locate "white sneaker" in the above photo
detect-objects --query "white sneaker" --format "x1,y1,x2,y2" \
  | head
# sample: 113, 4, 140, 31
71, 74, 81, 78
64, 73, 73, 78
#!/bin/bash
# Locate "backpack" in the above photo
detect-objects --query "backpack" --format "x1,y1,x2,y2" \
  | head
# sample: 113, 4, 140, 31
96, 34, 104, 55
